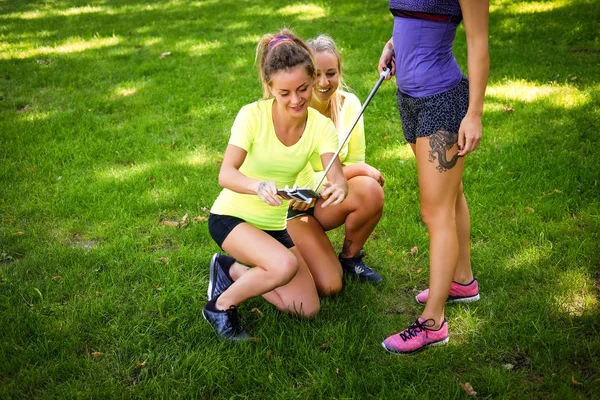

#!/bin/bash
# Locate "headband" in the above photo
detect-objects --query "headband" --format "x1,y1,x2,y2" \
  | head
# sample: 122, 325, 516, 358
268, 35, 294, 49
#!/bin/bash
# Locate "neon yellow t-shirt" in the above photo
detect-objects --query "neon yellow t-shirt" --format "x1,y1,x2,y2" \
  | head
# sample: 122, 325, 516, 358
295, 90, 365, 190
210, 98, 339, 230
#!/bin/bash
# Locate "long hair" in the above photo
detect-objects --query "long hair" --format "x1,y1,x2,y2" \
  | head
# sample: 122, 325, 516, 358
307, 34, 350, 129
255, 29, 316, 99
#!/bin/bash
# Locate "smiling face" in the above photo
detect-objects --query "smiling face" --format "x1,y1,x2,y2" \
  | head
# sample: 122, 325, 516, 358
313, 51, 340, 103
269, 65, 314, 118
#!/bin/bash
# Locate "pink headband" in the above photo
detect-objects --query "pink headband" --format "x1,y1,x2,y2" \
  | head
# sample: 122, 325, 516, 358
268, 35, 294, 49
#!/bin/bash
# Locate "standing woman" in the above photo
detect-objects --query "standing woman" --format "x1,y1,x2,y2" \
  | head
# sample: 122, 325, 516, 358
204, 29, 348, 340
286, 34, 385, 296
379, 0, 489, 353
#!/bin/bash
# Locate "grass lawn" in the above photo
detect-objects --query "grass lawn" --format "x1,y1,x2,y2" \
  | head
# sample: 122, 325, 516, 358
1, 0, 599, 398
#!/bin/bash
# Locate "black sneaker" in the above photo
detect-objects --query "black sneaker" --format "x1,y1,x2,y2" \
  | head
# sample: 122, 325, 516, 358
207, 253, 235, 301
202, 304, 250, 341
339, 251, 383, 283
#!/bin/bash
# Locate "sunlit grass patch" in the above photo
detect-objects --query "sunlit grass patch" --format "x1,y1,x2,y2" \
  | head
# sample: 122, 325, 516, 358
552, 269, 599, 318
490, 0, 568, 14
276, 4, 327, 20
373, 142, 413, 162
0, 36, 120, 60
487, 81, 588, 108
185, 40, 222, 57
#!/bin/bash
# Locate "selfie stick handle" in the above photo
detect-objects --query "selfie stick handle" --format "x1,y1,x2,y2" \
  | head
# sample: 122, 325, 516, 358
314, 66, 391, 191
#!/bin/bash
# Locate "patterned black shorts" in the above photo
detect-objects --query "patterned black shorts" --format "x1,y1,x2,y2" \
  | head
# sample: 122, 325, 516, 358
396, 77, 469, 144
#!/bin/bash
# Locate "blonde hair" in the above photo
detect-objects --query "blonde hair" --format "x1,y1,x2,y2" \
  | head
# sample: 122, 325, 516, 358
255, 29, 316, 99
307, 34, 350, 129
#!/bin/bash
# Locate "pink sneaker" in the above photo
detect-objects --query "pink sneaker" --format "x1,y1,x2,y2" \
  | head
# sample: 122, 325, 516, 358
415, 278, 480, 305
382, 318, 449, 354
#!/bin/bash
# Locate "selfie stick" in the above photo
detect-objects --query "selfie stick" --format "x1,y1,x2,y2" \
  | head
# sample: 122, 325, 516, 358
313, 66, 391, 192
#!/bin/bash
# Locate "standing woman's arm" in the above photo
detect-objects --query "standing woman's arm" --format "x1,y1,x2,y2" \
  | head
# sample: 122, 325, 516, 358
457, 0, 490, 156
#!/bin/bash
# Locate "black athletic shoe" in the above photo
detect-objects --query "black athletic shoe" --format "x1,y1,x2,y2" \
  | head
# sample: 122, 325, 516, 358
202, 304, 250, 341
339, 251, 383, 283
207, 253, 235, 301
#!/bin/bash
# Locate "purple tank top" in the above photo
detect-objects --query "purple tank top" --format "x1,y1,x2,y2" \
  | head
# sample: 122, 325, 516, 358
389, 0, 464, 97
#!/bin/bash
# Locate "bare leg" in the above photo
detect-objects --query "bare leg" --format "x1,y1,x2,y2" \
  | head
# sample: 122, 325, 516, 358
410, 143, 474, 286
287, 215, 342, 296
414, 132, 465, 329
454, 187, 474, 283
314, 176, 384, 257
219, 224, 319, 317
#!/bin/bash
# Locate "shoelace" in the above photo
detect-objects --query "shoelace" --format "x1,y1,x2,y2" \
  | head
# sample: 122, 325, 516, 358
225, 306, 245, 334
399, 318, 435, 342
350, 253, 370, 274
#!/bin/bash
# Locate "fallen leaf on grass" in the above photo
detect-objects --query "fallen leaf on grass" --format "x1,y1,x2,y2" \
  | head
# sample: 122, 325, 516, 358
410, 246, 418, 256
250, 308, 263, 316
12, 232, 24, 236
136, 359, 147, 367
425, 231, 430, 237
179, 213, 189, 227
192, 216, 207, 222
266, 349, 272, 361
90, 352, 104, 357
384, 135, 391, 140
572, 376, 583, 385
570, 76, 577, 81
51, 276, 62, 281
459, 382, 477, 397
160, 51, 171, 58
554, 189, 562, 193
156, 257, 169, 264
504, 107, 515, 113
385, 249, 393, 256
249, 337, 261, 343
416, 268, 422, 274
525, 206, 535, 213
161, 220, 179, 227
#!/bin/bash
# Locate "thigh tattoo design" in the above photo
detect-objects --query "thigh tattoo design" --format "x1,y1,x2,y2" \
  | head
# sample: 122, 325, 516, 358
428, 129, 459, 173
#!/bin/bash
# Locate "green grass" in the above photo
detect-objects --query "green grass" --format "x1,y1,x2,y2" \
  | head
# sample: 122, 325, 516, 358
1, 0, 599, 398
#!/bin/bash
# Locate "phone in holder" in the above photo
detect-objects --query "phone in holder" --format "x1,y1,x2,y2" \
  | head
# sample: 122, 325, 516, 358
277, 185, 319, 204
276, 65, 390, 206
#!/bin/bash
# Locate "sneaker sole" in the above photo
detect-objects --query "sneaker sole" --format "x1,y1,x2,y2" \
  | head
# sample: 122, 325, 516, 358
381, 336, 449, 355
207, 254, 219, 301
415, 293, 480, 305
202, 308, 250, 341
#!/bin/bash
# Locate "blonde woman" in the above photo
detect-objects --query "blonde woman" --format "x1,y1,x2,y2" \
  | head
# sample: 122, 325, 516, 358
204, 29, 348, 340
286, 34, 385, 296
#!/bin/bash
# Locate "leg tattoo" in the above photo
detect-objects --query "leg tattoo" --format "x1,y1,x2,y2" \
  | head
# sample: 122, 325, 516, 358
341, 239, 353, 258
428, 129, 459, 173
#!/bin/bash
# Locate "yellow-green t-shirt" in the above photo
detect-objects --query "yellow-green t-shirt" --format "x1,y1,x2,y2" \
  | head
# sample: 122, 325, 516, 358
210, 98, 339, 230
295, 91, 366, 190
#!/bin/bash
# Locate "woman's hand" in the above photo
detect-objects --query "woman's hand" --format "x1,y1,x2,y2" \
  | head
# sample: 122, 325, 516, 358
288, 198, 314, 211
256, 180, 282, 206
362, 163, 385, 187
319, 181, 347, 208
457, 114, 482, 156
343, 162, 385, 186
378, 38, 396, 79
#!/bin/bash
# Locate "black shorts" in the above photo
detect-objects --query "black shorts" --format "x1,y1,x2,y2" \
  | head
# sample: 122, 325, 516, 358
208, 213, 295, 249
396, 76, 469, 144
286, 206, 315, 221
